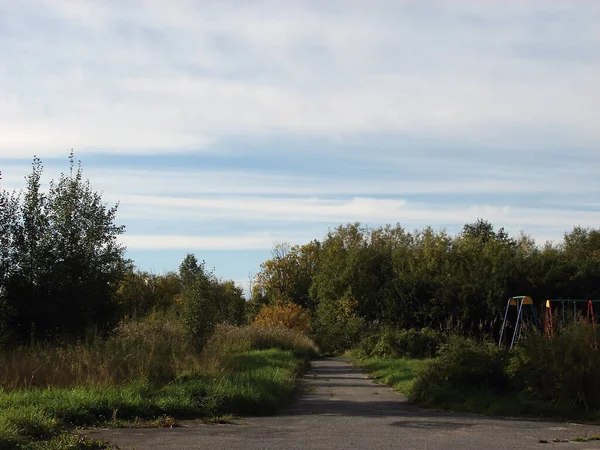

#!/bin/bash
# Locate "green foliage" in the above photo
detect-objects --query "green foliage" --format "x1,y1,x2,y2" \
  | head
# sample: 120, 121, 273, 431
410, 336, 509, 405
251, 241, 321, 311
116, 270, 182, 319
356, 327, 446, 359
351, 356, 432, 396
179, 254, 246, 344
1, 154, 128, 344
253, 220, 600, 352
397, 323, 600, 419
313, 298, 365, 355
0, 172, 19, 349
506, 322, 600, 411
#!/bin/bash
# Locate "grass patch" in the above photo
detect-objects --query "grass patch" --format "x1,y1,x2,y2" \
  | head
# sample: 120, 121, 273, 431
571, 434, 600, 442
0, 321, 317, 449
0, 349, 306, 448
351, 331, 600, 423
351, 353, 573, 419
348, 352, 430, 396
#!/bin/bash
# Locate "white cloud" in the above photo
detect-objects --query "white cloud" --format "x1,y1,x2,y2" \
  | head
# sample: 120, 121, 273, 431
114, 195, 600, 230
120, 234, 280, 250
1, 0, 599, 157
2, 0, 599, 274
3, 158, 600, 200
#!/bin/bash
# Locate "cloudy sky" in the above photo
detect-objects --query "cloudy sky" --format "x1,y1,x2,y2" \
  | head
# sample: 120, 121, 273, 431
1, 0, 599, 288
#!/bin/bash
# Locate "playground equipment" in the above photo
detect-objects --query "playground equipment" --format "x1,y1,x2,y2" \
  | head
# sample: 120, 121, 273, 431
499, 296, 600, 349
545, 299, 599, 350
498, 296, 539, 348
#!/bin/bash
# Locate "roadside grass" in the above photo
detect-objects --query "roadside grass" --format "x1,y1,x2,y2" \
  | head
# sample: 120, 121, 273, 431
0, 349, 306, 449
408, 384, 566, 418
348, 353, 430, 396
349, 353, 570, 419
349, 332, 600, 424
0, 322, 317, 450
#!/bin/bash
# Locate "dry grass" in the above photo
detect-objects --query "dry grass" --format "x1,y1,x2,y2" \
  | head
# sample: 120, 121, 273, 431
0, 314, 200, 390
0, 320, 318, 449
204, 323, 318, 359
0, 317, 318, 391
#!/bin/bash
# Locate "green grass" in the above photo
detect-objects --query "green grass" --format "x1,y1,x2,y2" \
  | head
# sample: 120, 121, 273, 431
409, 384, 565, 418
350, 352, 567, 418
349, 353, 430, 396
0, 349, 308, 450
350, 352, 600, 423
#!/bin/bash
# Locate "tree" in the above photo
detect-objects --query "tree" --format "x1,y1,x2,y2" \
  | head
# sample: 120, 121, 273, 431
0, 171, 20, 347
116, 270, 182, 319
2, 153, 129, 343
252, 301, 312, 335
179, 254, 246, 344
180, 253, 202, 288
252, 241, 321, 311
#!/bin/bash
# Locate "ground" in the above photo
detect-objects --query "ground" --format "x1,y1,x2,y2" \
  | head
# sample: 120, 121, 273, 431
86, 358, 600, 450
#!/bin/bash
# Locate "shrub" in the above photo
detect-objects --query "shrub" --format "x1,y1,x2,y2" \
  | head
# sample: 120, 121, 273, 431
313, 298, 365, 355
252, 302, 312, 336
204, 324, 318, 359
506, 321, 600, 411
410, 336, 509, 404
357, 327, 446, 359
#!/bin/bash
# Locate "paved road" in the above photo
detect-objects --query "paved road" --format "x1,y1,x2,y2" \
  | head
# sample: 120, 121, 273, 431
88, 358, 600, 449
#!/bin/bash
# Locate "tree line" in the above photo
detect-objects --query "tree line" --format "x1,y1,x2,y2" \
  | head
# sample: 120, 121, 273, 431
0, 155, 245, 347
249, 221, 600, 351
3, 154, 600, 352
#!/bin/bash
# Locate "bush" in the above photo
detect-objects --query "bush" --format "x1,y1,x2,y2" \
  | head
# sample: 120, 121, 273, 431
506, 321, 600, 411
179, 254, 246, 345
252, 302, 312, 336
410, 336, 509, 404
357, 327, 446, 359
204, 324, 318, 359
313, 298, 365, 355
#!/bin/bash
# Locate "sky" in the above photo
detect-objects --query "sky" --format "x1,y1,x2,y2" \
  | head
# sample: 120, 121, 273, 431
1, 0, 599, 291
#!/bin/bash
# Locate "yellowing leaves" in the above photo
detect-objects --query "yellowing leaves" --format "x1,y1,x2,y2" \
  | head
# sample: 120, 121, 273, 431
252, 302, 312, 336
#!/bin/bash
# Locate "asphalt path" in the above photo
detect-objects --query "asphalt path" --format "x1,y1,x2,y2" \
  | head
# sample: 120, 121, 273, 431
87, 358, 600, 449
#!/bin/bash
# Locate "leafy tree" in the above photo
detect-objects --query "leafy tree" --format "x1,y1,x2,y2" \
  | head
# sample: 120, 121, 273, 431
179, 254, 246, 344
215, 280, 246, 326
261, 220, 600, 351
180, 253, 202, 288
1, 153, 128, 343
0, 171, 20, 347
252, 301, 312, 335
115, 270, 182, 319
252, 241, 321, 311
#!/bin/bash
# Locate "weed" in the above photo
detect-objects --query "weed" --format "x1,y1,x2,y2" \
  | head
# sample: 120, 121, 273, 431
571, 434, 600, 442
0, 324, 317, 448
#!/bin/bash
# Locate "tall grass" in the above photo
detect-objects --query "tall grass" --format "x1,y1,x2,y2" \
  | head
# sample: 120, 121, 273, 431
0, 319, 318, 391
0, 314, 200, 389
0, 318, 318, 449
204, 324, 318, 359
355, 327, 446, 359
